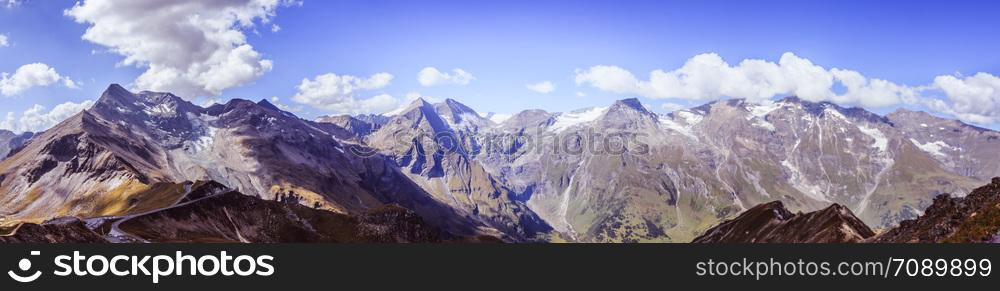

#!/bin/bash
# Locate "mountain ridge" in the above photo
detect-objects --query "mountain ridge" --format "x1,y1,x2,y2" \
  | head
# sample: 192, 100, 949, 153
3, 83, 999, 242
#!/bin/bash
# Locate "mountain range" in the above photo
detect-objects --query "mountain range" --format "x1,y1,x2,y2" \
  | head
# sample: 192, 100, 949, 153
2, 84, 999, 243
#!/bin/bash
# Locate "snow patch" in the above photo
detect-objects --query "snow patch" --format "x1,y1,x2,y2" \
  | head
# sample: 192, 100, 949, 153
549, 107, 608, 133
186, 126, 219, 153
857, 124, 888, 153
744, 101, 782, 131
909, 139, 955, 157
781, 159, 829, 202
748, 100, 783, 118
487, 113, 512, 124
752, 119, 776, 131
676, 110, 704, 125
143, 103, 175, 117
658, 116, 698, 139
824, 108, 849, 121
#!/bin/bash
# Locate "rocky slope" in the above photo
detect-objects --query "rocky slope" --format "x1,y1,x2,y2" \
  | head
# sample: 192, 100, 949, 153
691, 201, 875, 243
869, 177, 1000, 243
351, 96, 997, 242
365, 98, 551, 240
0, 85, 482, 238
116, 190, 447, 243
0, 218, 106, 243
1, 180, 464, 243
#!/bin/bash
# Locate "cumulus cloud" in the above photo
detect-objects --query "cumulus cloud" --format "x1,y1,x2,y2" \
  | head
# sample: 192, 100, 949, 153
291, 72, 400, 115
417, 67, 475, 86
574, 52, 1000, 125
923, 73, 1000, 124
0, 34, 8, 47
65, 0, 297, 99
487, 113, 513, 124
0, 100, 95, 133
574, 52, 915, 108
1, 63, 78, 97
526, 81, 555, 94
332, 93, 401, 115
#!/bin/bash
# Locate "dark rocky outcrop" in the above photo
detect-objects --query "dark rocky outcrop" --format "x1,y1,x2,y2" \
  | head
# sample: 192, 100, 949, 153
0, 218, 107, 243
869, 177, 1000, 243
693, 201, 875, 243
117, 190, 447, 243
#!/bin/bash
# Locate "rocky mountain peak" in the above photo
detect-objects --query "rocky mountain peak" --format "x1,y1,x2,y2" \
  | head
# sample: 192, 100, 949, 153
384, 97, 435, 118
500, 109, 554, 129
443, 98, 478, 114
595, 98, 658, 130
609, 98, 651, 114
256, 99, 282, 112
93, 84, 202, 121
435, 98, 484, 124
693, 200, 875, 243
95, 83, 136, 108
409, 97, 434, 109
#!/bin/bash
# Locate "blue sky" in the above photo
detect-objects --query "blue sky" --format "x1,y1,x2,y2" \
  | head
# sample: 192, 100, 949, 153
2, 0, 999, 132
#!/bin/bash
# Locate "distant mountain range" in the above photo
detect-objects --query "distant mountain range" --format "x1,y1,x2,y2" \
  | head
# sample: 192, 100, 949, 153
2, 84, 999, 243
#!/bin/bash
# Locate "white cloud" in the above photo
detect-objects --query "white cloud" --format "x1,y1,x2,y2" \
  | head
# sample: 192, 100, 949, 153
1, 100, 95, 133
336, 94, 401, 115
291, 72, 399, 115
924, 73, 1000, 124
271, 24, 281, 33
65, 0, 297, 99
5, 0, 21, 9
417, 67, 475, 86
660, 103, 687, 112
574, 52, 914, 108
576, 91, 586, 97
526, 81, 555, 94
487, 113, 512, 124
0, 34, 8, 47
575, 52, 1000, 125
1, 63, 78, 97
